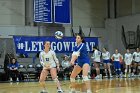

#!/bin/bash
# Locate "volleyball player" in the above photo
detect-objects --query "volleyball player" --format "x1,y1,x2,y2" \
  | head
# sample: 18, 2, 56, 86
102, 48, 112, 78
132, 48, 140, 77
91, 47, 102, 79
124, 49, 133, 78
111, 49, 123, 78
39, 41, 63, 93
69, 34, 92, 93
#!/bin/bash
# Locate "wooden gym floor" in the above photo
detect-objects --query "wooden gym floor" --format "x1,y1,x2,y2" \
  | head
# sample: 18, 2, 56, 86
0, 78, 140, 93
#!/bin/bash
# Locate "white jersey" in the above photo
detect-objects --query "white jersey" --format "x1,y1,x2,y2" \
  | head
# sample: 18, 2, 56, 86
124, 53, 133, 65
102, 51, 110, 60
91, 50, 101, 62
133, 52, 140, 62
39, 50, 59, 68
112, 53, 123, 61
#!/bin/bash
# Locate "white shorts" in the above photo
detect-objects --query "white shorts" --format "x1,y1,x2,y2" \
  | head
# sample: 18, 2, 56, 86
43, 62, 56, 69
125, 61, 132, 65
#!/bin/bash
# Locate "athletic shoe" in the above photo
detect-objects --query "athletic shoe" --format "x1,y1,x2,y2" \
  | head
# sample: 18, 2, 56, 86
104, 76, 108, 78
110, 75, 113, 78
57, 89, 64, 93
87, 89, 92, 93
16, 78, 19, 82
95, 75, 100, 79
10, 78, 13, 82
40, 90, 48, 93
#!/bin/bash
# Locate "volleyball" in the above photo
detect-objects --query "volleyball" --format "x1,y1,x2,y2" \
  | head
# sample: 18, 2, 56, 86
55, 31, 63, 39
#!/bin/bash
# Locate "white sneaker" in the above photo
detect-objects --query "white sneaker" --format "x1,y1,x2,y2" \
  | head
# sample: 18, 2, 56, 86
87, 89, 92, 93
104, 76, 108, 78
128, 74, 131, 78
16, 78, 19, 82
131, 73, 134, 77
110, 75, 113, 78
40, 89, 48, 93
69, 88, 76, 93
95, 75, 100, 79
10, 78, 13, 82
57, 89, 64, 93
124, 74, 127, 78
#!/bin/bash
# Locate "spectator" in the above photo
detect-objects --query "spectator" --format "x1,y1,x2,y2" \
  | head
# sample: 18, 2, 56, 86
9, 58, 19, 82
61, 54, 72, 78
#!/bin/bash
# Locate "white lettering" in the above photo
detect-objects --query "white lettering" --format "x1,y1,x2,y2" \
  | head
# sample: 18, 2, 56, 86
63, 42, 71, 51
25, 41, 30, 51
51, 42, 56, 51
86, 42, 90, 51
57, 42, 62, 51
31, 41, 37, 51
37, 42, 44, 51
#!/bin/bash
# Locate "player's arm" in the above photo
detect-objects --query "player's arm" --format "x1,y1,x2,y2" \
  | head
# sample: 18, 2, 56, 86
52, 51, 60, 69
108, 52, 111, 59
132, 52, 135, 61
130, 54, 133, 62
70, 51, 79, 65
39, 52, 45, 67
111, 54, 114, 61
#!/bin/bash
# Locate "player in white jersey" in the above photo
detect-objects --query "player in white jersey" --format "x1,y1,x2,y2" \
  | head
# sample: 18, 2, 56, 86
102, 48, 112, 78
111, 49, 123, 78
124, 49, 133, 77
132, 48, 140, 76
39, 41, 63, 93
91, 47, 102, 79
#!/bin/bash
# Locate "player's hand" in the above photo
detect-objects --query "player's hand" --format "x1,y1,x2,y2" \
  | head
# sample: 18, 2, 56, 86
57, 66, 60, 72
70, 61, 75, 66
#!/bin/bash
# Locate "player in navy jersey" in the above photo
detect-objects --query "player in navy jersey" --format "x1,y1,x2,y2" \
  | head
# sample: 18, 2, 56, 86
69, 34, 92, 93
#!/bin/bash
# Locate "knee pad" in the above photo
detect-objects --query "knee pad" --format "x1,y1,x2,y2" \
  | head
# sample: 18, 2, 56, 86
70, 78, 75, 82
83, 76, 89, 81
53, 78, 59, 83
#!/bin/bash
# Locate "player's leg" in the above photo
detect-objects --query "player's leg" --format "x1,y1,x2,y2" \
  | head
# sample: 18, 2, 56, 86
103, 62, 108, 77
117, 62, 121, 77
124, 65, 128, 77
107, 62, 112, 77
133, 62, 137, 76
82, 63, 92, 93
114, 61, 118, 77
94, 62, 100, 79
128, 65, 131, 77
70, 65, 82, 92
50, 67, 63, 92
39, 69, 49, 93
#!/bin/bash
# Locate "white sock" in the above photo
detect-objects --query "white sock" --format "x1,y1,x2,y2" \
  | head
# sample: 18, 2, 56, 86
87, 89, 92, 93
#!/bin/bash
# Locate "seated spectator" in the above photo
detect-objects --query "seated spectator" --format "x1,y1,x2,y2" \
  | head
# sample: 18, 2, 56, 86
61, 54, 72, 78
9, 58, 19, 82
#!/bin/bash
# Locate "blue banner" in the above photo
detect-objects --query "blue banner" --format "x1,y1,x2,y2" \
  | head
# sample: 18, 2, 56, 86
13, 36, 98, 53
54, 0, 71, 24
34, 0, 52, 23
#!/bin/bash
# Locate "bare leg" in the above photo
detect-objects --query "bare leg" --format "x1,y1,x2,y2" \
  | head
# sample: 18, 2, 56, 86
50, 68, 62, 90
70, 65, 82, 91
83, 64, 92, 93
39, 69, 49, 91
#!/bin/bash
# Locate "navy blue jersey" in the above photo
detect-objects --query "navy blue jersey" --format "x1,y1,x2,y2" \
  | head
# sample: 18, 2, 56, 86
73, 43, 90, 63
9, 63, 19, 69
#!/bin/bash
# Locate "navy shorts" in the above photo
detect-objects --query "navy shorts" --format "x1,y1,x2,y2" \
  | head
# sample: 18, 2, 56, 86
103, 59, 110, 64
77, 61, 90, 68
